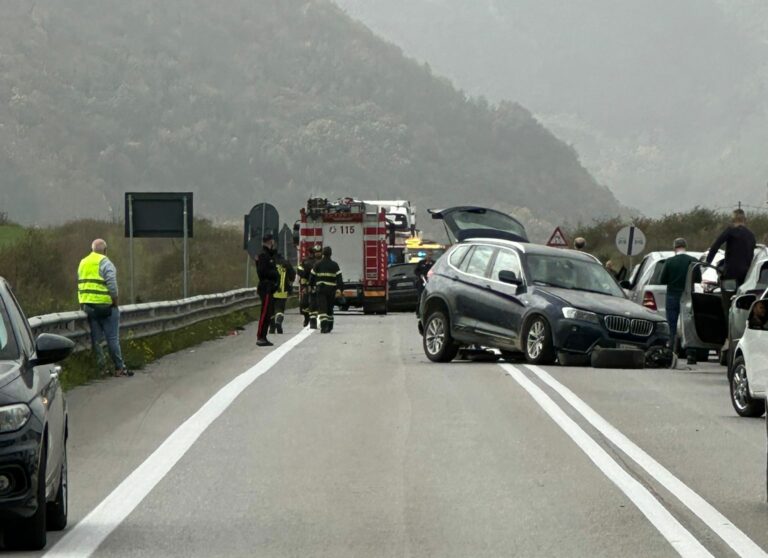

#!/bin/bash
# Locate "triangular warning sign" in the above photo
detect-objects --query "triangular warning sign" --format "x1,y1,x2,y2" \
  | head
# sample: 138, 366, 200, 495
546, 227, 569, 248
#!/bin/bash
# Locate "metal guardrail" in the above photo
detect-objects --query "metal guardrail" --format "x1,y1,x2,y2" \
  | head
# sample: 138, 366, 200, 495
28, 288, 262, 352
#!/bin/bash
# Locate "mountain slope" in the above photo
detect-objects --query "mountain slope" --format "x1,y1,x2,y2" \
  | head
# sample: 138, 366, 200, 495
335, 0, 768, 214
0, 0, 623, 232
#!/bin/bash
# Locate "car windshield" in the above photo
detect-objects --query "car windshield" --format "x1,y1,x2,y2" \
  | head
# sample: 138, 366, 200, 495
389, 264, 417, 277
526, 254, 624, 297
442, 209, 527, 239
0, 297, 20, 360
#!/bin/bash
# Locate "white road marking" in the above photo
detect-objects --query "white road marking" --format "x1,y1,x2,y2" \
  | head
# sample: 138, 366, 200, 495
521, 363, 768, 558
502, 364, 714, 558
45, 328, 313, 558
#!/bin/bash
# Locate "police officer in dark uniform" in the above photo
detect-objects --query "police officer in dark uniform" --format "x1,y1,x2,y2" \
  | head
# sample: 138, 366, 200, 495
256, 234, 279, 346
269, 253, 296, 335
310, 246, 343, 334
297, 244, 322, 328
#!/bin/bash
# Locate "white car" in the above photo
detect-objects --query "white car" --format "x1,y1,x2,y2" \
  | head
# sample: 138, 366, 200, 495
729, 290, 768, 417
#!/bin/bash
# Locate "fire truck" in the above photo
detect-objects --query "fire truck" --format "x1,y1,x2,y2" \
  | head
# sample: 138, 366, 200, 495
298, 198, 388, 314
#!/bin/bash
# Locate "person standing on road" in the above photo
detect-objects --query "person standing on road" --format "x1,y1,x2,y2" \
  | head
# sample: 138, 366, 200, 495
269, 253, 296, 335
256, 234, 279, 347
310, 246, 343, 334
706, 209, 756, 317
659, 238, 701, 365
78, 239, 132, 377
297, 244, 322, 329
414, 252, 434, 315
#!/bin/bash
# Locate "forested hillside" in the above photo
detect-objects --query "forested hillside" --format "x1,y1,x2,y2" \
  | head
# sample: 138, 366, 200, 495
336, 0, 768, 215
0, 0, 622, 231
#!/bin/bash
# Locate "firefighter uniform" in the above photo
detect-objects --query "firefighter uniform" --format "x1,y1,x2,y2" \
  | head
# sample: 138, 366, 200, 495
297, 248, 321, 328
270, 255, 296, 334
310, 247, 343, 334
256, 238, 280, 346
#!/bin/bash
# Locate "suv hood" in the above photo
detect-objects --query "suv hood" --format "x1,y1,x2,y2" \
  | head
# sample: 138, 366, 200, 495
429, 206, 528, 244
540, 287, 663, 321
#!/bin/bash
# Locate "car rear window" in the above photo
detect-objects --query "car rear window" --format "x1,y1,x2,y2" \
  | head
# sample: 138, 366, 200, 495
448, 245, 471, 268
648, 261, 666, 285
389, 264, 417, 277
0, 297, 20, 360
463, 245, 496, 277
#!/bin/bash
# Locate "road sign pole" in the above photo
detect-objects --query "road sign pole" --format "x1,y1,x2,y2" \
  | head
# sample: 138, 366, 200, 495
183, 195, 189, 299
128, 194, 135, 304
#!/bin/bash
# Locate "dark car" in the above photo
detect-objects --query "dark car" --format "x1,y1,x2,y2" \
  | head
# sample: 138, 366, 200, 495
387, 263, 420, 311
0, 278, 73, 550
419, 240, 670, 364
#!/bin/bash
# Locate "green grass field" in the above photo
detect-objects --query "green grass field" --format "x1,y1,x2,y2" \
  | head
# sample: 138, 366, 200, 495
0, 224, 25, 248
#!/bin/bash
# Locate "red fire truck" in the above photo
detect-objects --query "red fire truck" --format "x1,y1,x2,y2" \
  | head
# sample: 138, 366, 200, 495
298, 198, 388, 314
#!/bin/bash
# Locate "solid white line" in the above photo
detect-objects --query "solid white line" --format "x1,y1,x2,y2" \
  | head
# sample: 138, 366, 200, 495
522, 363, 768, 558
501, 364, 714, 558
45, 328, 314, 558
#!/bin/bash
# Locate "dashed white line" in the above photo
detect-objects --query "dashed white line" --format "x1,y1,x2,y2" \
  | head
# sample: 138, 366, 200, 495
502, 364, 714, 558
45, 328, 313, 558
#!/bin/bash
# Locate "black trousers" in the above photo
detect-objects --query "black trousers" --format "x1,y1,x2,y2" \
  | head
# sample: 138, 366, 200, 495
271, 298, 287, 326
316, 285, 336, 329
257, 291, 275, 339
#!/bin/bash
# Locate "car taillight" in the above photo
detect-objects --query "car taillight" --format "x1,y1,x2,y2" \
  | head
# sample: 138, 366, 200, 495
427, 268, 434, 279
642, 291, 657, 310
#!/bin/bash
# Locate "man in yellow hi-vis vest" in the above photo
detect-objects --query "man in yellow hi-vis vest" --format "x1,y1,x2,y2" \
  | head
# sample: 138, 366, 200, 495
269, 253, 296, 335
78, 239, 131, 377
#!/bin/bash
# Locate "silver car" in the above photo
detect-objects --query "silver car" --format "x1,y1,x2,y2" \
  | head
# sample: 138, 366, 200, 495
624, 251, 704, 315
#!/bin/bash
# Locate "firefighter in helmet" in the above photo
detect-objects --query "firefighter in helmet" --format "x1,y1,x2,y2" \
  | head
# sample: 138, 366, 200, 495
269, 252, 296, 335
298, 244, 322, 328
309, 246, 343, 334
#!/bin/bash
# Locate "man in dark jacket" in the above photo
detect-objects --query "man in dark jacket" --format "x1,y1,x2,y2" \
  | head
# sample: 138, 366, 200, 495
659, 238, 701, 364
256, 234, 280, 346
297, 245, 322, 328
310, 246, 343, 334
706, 209, 756, 317
269, 253, 296, 335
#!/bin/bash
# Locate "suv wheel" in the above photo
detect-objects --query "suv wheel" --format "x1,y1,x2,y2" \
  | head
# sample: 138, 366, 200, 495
730, 356, 766, 418
523, 316, 556, 365
47, 441, 68, 531
423, 311, 459, 363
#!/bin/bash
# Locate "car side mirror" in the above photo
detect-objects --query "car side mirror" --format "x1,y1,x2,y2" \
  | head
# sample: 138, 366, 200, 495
30, 334, 74, 367
619, 280, 631, 289
498, 270, 522, 286
735, 294, 757, 311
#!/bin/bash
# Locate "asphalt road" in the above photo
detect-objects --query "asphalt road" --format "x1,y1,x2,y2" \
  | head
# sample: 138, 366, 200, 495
5, 312, 768, 557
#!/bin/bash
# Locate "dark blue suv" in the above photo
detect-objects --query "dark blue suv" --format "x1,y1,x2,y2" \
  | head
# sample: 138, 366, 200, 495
419, 239, 670, 364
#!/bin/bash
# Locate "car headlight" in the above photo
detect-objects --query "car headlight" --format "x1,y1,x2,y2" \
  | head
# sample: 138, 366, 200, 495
0, 404, 31, 434
656, 322, 670, 335
562, 307, 600, 324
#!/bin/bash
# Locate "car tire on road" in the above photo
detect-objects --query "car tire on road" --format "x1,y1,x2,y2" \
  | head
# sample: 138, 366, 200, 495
5, 443, 48, 551
590, 348, 645, 369
423, 311, 459, 363
523, 316, 556, 365
47, 442, 68, 531
557, 351, 590, 367
729, 356, 766, 418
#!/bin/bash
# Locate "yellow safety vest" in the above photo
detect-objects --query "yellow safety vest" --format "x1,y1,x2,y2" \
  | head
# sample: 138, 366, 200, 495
275, 264, 289, 299
78, 252, 112, 305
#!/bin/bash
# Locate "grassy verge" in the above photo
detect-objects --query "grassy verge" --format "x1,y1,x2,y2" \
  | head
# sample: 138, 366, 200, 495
59, 306, 262, 391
